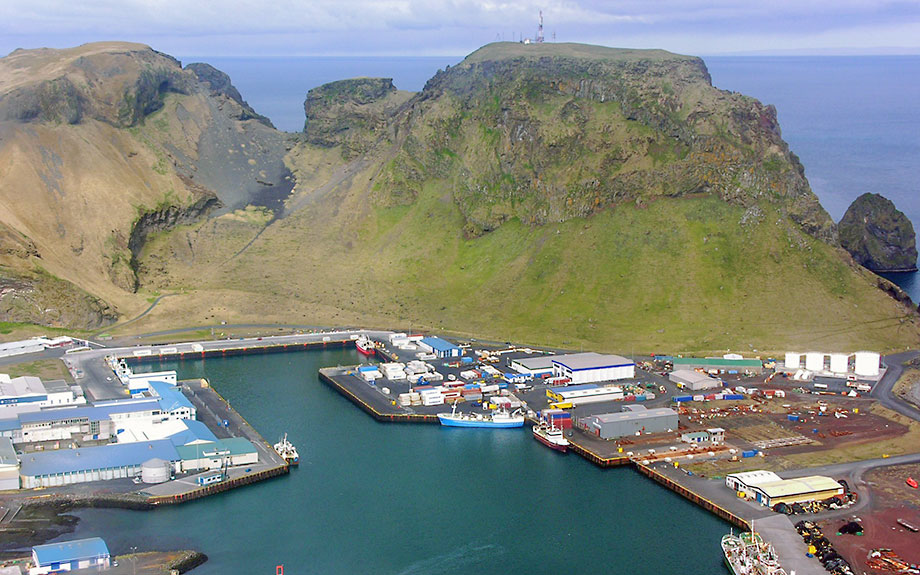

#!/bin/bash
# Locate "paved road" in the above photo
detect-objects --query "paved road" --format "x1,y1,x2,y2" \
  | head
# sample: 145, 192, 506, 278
91, 293, 179, 337
871, 350, 920, 419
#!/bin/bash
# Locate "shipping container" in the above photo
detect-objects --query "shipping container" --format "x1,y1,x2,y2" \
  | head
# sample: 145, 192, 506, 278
673, 395, 694, 403
741, 449, 758, 458
787, 414, 800, 422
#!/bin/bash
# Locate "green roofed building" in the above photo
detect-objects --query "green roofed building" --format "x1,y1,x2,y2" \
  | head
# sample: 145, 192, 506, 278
175, 437, 259, 472
671, 357, 763, 374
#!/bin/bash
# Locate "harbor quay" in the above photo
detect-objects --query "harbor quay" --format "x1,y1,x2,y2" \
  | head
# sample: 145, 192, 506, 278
1, 329, 913, 575
318, 334, 913, 575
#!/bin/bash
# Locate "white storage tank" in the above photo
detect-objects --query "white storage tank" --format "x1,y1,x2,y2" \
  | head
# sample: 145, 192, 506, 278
854, 351, 881, 376
829, 353, 849, 374
805, 352, 825, 372
784, 353, 801, 369
140, 458, 170, 484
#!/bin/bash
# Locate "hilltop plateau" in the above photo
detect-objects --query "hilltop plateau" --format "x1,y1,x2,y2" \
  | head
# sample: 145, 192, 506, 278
0, 42, 916, 352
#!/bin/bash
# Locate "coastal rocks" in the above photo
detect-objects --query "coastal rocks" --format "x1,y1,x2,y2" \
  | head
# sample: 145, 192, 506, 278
839, 193, 918, 272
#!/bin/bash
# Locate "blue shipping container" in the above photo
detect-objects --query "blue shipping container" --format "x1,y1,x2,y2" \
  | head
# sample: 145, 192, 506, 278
742, 450, 758, 458
357, 365, 377, 372
673, 396, 693, 402
724, 394, 745, 400
461, 357, 474, 364
788, 414, 800, 422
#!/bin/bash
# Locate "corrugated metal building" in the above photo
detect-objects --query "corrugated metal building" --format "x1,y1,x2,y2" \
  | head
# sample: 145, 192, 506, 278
668, 369, 722, 390
580, 406, 678, 439
31, 537, 110, 575
671, 357, 763, 374
418, 337, 462, 358
509, 356, 556, 376
552, 352, 635, 384
725, 470, 843, 507
175, 437, 259, 472
19, 440, 181, 488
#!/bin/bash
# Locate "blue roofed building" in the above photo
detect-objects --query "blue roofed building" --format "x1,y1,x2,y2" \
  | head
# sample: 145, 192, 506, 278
418, 337, 462, 358
31, 537, 110, 574
19, 439, 180, 489
148, 381, 196, 420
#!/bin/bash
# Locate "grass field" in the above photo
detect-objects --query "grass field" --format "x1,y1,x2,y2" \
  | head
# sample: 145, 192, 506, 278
2, 358, 72, 382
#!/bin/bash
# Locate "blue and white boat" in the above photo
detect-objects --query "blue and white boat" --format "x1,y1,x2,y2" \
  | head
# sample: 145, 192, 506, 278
437, 403, 524, 428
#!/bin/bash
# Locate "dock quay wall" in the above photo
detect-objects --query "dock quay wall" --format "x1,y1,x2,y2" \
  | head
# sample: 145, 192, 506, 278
123, 339, 352, 364
147, 465, 289, 506
318, 371, 439, 424
635, 463, 750, 531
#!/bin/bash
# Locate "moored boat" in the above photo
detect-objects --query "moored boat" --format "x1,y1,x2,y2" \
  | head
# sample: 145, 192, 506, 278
437, 403, 524, 428
532, 421, 569, 452
721, 526, 786, 575
274, 433, 299, 465
355, 334, 376, 356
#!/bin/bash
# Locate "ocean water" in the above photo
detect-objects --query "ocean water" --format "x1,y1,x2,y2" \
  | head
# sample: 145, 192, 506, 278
190, 55, 920, 300
62, 349, 730, 574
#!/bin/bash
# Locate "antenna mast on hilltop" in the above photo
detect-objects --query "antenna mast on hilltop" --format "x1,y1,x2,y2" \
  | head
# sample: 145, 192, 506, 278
536, 11, 545, 43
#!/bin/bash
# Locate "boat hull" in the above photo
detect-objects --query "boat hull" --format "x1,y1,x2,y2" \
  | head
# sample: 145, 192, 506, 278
356, 344, 375, 356
532, 428, 568, 452
437, 414, 524, 428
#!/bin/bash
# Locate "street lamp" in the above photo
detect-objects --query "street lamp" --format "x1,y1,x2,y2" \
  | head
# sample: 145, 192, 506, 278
130, 546, 137, 575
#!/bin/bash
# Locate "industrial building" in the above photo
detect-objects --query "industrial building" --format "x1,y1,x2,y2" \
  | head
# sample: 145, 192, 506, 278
579, 405, 678, 439
19, 439, 182, 488
0, 437, 18, 490
509, 355, 556, 376
551, 352, 635, 384
725, 470, 844, 507
546, 384, 623, 405
175, 437, 260, 472
0, 336, 73, 359
668, 369, 722, 390
671, 357, 763, 375
30, 537, 110, 575
679, 427, 725, 445
0, 375, 84, 410
418, 337, 462, 358
19, 432, 259, 488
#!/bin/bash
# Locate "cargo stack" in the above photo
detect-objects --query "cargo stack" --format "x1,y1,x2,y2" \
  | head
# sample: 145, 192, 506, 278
542, 409, 573, 429
420, 388, 445, 406
357, 365, 382, 382
379, 363, 407, 380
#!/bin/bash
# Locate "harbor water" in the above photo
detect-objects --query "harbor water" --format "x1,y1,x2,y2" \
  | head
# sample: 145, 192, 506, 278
60, 348, 729, 574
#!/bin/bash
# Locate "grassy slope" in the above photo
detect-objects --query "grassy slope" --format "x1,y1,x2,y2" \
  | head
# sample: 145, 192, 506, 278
134, 159, 919, 353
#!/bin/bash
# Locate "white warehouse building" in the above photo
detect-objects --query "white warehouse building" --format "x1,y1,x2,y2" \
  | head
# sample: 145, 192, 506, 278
551, 353, 635, 384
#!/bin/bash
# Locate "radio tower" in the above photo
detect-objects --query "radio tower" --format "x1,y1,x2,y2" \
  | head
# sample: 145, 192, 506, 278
536, 11, 545, 43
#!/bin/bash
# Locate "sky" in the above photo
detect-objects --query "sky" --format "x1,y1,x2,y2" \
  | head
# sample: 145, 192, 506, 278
2, 0, 920, 58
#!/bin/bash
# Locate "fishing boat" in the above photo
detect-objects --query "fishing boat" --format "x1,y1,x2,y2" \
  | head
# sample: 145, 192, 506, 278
437, 403, 524, 428
274, 433, 299, 465
721, 525, 786, 575
355, 335, 376, 356
532, 421, 569, 452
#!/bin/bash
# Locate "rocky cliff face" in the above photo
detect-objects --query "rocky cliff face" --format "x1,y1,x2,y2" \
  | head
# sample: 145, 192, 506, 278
839, 193, 918, 272
374, 43, 835, 240
303, 78, 411, 159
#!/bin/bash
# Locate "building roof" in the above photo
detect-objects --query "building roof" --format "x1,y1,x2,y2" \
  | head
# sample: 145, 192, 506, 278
0, 418, 20, 432
726, 470, 782, 486
149, 381, 194, 413
510, 356, 556, 370
18, 399, 162, 425
33, 537, 110, 565
43, 379, 73, 394
669, 369, 720, 384
0, 376, 46, 399
19, 440, 179, 477
552, 352, 634, 371
550, 383, 598, 393
587, 408, 677, 424
420, 337, 461, 352
672, 357, 762, 368
756, 476, 843, 498
167, 420, 217, 446
0, 437, 16, 466
174, 437, 257, 461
